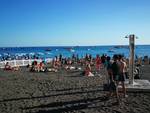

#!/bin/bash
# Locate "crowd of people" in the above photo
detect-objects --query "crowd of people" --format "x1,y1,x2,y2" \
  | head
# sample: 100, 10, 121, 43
105, 54, 128, 103
3, 53, 142, 104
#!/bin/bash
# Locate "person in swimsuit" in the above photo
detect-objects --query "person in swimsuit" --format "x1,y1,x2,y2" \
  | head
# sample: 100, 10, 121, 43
95, 54, 101, 72
117, 55, 127, 98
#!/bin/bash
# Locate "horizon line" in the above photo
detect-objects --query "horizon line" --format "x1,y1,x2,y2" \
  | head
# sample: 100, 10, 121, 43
0, 44, 150, 48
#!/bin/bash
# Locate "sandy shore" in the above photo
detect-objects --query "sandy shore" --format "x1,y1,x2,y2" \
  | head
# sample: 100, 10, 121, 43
0, 66, 150, 113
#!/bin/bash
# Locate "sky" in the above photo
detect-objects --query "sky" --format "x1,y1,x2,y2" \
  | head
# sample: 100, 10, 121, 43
0, 0, 150, 47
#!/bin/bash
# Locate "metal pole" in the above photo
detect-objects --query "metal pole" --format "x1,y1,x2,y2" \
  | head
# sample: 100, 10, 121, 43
129, 34, 135, 84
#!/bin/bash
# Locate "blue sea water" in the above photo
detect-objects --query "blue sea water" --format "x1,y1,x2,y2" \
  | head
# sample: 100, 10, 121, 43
0, 45, 150, 60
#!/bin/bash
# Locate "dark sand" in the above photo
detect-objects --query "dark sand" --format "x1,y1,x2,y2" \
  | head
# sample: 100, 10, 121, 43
0, 66, 150, 113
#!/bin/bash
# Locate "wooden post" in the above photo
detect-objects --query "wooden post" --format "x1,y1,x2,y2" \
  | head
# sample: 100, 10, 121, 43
129, 34, 135, 84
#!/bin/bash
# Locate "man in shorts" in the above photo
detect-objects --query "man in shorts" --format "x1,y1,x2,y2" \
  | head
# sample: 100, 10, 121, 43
111, 54, 120, 103
117, 55, 127, 98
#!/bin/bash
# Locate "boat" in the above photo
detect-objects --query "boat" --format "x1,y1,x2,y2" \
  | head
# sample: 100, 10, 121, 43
70, 49, 75, 52
45, 52, 52, 55
114, 45, 129, 49
108, 50, 115, 53
108, 48, 115, 53
45, 48, 51, 51
64, 47, 75, 52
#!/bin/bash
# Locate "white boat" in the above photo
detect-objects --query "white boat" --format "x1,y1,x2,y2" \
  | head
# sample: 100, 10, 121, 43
108, 48, 115, 53
70, 49, 75, 52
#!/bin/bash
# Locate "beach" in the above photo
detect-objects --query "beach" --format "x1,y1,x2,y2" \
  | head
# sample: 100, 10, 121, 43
1, 0, 150, 112
0, 65, 150, 113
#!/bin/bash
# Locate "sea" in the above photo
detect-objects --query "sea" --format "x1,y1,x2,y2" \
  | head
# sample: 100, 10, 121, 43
0, 45, 150, 60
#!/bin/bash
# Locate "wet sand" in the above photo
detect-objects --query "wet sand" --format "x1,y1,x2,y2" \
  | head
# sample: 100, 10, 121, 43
0, 66, 150, 113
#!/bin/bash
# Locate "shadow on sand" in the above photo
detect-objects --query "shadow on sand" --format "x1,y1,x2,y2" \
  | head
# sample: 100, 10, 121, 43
22, 96, 117, 113
0, 86, 103, 103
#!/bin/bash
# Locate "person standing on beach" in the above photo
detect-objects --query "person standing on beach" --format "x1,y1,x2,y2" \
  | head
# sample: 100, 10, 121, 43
117, 55, 127, 98
111, 55, 120, 102
95, 54, 102, 72
105, 56, 113, 83
122, 58, 128, 79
